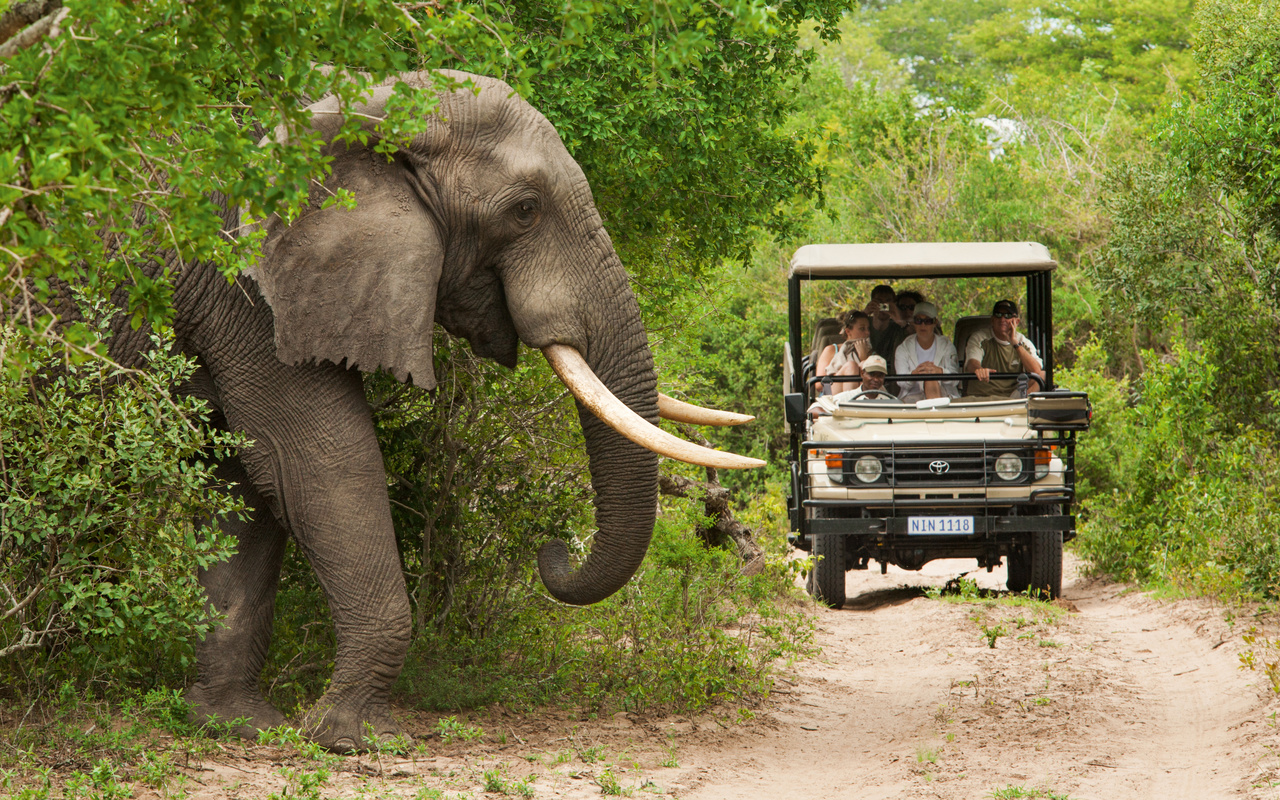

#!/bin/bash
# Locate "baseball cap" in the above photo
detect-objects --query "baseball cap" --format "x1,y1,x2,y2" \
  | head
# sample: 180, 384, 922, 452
861, 355, 888, 374
914, 302, 938, 320
992, 299, 1019, 317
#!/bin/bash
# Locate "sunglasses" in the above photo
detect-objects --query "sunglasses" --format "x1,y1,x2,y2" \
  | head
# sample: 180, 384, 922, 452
912, 316, 935, 325
993, 311, 1018, 319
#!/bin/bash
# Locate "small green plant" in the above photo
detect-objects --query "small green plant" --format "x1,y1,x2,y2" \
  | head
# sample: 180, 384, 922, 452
915, 745, 939, 764
596, 766, 631, 796
268, 765, 331, 800
660, 743, 679, 769
578, 744, 606, 764
434, 716, 483, 744
980, 622, 1007, 648
483, 768, 513, 794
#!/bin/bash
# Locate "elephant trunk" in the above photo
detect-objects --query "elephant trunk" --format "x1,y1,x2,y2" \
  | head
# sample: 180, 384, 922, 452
535, 269, 659, 606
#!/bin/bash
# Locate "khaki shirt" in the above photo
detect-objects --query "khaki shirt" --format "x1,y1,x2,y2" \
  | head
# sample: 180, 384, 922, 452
964, 329, 1039, 399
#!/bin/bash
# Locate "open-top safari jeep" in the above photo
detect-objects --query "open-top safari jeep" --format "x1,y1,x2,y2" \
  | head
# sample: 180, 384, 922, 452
783, 243, 1091, 608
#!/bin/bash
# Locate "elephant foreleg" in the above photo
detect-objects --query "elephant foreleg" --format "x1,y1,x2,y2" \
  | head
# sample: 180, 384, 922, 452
187, 456, 289, 737
220, 363, 412, 752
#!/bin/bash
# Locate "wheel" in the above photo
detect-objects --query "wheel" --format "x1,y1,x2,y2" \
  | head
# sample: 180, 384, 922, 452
807, 527, 846, 609
1005, 544, 1031, 593
1027, 529, 1063, 599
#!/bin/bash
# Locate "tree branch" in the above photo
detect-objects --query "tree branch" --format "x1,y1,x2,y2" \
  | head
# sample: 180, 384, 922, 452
0, 4, 68, 60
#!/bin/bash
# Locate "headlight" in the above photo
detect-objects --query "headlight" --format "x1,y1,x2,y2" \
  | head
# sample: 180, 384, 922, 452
854, 455, 883, 483
994, 452, 1023, 481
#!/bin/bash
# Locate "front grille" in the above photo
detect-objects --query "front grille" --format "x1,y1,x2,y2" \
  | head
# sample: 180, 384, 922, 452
836, 445, 1036, 487
891, 447, 989, 486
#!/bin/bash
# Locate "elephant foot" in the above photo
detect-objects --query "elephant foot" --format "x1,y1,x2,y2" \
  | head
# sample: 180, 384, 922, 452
301, 692, 400, 753
187, 682, 286, 741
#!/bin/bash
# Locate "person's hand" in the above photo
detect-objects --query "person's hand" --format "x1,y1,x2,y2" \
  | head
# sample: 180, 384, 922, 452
853, 338, 871, 360
975, 367, 993, 382
841, 339, 857, 356
913, 361, 941, 375
863, 300, 878, 317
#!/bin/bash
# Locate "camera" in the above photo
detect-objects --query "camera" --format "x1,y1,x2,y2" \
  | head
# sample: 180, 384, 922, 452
879, 303, 889, 312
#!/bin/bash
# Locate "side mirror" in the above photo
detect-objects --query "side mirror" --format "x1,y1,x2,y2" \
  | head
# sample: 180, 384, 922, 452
784, 393, 807, 426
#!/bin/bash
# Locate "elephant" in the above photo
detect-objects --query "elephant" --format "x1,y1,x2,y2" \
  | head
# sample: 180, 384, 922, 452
67, 69, 761, 751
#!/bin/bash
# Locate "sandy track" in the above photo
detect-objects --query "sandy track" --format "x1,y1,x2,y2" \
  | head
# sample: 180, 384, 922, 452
176, 554, 1280, 799
669, 555, 1279, 799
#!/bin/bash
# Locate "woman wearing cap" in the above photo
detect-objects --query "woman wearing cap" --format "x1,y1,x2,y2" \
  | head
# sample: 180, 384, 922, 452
894, 302, 960, 403
817, 310, 872, 394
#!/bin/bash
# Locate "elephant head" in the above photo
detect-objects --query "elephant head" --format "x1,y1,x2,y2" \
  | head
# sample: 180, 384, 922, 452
250, 70, 760, 606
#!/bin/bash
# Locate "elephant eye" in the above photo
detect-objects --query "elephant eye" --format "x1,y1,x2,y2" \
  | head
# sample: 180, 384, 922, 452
513, 198, 539, 225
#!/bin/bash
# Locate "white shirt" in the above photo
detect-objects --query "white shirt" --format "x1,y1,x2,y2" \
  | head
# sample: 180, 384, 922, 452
894, 334, 960, 403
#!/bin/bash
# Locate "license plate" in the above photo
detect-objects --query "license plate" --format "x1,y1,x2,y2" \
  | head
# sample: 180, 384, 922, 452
908, 516, 974, 535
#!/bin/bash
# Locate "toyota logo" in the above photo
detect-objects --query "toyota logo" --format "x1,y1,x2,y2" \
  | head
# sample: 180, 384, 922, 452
929, 460, 951, 475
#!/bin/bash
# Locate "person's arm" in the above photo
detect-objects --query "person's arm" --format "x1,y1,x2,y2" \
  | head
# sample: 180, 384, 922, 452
939, 338, 961, 398
895, 340, 918, 399
965, 333, 991, 381
816, 344, 837, 376
1013, 333, 1045, 385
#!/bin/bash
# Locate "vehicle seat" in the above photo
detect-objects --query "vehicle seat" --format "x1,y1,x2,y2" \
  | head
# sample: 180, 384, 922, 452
809, 317, 843, 363
951, 315, 990, 394
808, 317, 844, 391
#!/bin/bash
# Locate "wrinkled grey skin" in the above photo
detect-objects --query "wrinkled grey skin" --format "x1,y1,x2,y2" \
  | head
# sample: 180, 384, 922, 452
105, 71, 659, 751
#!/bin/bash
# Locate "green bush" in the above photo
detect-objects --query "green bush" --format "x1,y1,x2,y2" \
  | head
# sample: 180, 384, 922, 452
393, 493, 813, 714
0, 319, 242, 689
1069, 336, 1280, 598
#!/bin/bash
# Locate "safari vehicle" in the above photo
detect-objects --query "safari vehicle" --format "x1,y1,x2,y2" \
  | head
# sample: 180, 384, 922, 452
783, 242, 1091, 608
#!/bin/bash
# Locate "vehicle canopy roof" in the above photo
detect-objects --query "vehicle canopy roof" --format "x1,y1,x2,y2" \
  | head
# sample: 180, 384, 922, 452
789, 242, 1056, 279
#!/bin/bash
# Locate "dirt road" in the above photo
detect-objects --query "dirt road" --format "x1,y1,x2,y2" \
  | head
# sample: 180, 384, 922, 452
185, 555, 1280, 799
659, 555, 1279, 799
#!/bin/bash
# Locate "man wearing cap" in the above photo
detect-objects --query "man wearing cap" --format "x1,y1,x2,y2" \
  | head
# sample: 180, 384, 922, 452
963, 299, 1044, 399
806, 355, 893, 416
841, 355, 893, 401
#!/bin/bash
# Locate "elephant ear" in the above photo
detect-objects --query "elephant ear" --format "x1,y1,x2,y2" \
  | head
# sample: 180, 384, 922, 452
251, 78, 451, 389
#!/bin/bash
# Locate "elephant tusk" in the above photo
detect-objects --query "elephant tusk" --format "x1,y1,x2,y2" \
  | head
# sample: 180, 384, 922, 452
657, 393, 754, 426
543, 345, 766, 470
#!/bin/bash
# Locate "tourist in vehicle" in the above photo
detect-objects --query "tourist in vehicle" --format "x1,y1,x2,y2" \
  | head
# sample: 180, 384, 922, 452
816, 310, 871, 394
962, 299, 1045, 399
862, 284, 908, 363
895, 290, 924, 325
839, 355, 892, 401
894, 302, 959, 403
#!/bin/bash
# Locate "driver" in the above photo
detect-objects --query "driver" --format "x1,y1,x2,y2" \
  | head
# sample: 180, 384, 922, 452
839, 355, 891, 401
962, 299, 1044, 399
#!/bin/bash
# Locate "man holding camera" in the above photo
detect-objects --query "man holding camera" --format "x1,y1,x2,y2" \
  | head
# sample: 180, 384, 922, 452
963, 299, 1045, 399
863, 284, 908, 365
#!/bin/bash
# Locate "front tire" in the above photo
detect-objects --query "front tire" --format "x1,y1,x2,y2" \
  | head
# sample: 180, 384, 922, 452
1027, 529, 1063, 599
807, 528, 846, 609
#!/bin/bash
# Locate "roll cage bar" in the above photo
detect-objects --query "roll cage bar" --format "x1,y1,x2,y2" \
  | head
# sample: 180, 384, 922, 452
787, 242, 1058, 396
